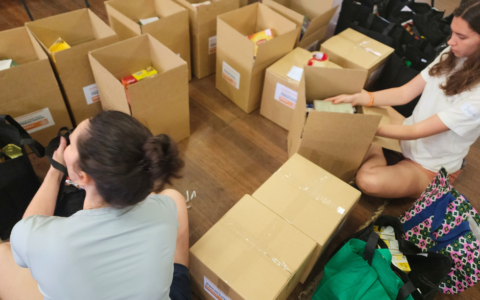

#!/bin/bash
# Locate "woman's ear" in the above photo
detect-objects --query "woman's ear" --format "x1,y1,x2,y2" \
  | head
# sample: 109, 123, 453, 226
75, 170, 92, 188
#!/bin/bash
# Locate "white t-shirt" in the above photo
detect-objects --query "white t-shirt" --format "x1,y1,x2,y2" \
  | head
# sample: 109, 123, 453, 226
10, 194, 178, 300
401, 47, 480, 173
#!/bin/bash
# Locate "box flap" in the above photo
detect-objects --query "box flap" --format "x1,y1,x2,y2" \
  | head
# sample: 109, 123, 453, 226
88, 9, 117, 40
321, 28, 394, 69
304, 66, 367, 101
256, 3, 297, 36
287, 72, 306, 156
0, 27, 46, 65
289, 0, 334, 18
360, 106, 404, 153
154, 0, 185, 17
218, 3, 258, 36
105, 1, 142, 38
105, 0, 156, 21
301, 5, 337, 41
253, 153, 361, 247
299, 111, 381, 182
190, 195, 316, 300
254, 28, 298, 68
25, 9, 97, 49
263, 0, 304, 26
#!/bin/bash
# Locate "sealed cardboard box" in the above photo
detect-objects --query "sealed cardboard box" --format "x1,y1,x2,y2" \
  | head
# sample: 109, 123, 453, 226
216, 3, 298, 113
190, 195, 316, 300
263, 0, 337, 50
89, 34, 190, 142
174, 0, 240, 79
105, 0, 192, 80
0, 27, 72, 147
320, 28, 394, 86
260, 47, 341, 130
25, 9, 118, 126
288, 66, 382, 182
253, 153, 361, 283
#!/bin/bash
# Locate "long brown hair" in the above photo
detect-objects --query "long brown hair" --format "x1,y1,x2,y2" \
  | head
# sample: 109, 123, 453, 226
429, 0, 480, 96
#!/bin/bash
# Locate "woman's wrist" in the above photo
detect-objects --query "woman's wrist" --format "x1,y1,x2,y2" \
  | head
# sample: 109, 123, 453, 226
47, 166, 64, 183
356, 92, 371, 106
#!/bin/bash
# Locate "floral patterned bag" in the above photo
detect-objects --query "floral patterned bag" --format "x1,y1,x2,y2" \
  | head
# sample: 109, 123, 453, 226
399, 168, 480, 295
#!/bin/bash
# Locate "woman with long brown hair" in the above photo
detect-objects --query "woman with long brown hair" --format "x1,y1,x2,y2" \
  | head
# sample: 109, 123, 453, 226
326, 0, 480, 199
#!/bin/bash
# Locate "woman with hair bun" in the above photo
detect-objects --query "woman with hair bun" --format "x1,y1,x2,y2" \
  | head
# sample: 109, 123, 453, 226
326, 0, 480, 199
0, 111, 191, 300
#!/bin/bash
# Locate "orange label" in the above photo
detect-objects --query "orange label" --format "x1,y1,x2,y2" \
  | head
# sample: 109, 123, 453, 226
23, 119, 49, 131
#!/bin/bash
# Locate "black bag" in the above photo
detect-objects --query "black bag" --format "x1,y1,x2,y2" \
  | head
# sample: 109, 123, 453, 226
0, 115, 45, 240
45, 127, 85, 217
331, 215, 454, 300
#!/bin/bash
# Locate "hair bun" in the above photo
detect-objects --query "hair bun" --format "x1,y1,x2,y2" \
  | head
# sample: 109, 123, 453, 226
143, 134, 184, 192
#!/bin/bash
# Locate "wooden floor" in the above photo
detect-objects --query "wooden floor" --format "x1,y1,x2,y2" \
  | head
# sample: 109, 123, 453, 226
2, 0, 480, 299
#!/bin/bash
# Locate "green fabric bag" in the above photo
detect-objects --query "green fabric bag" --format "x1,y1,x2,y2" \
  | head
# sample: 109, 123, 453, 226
312, 238, 415, 300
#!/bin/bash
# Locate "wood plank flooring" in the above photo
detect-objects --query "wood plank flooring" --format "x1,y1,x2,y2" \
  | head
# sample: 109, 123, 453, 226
2, 0, 480, 299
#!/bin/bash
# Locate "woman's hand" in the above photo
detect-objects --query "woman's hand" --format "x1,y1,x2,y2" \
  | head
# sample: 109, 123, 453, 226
52, 136, 67, 167
324, 92, 370, 106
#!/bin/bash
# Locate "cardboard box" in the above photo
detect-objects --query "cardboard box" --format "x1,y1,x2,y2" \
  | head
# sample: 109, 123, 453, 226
190, 195, 316, 300
253, 153, 361, 283
105, 0, 192, 80
216, 3, 298, 113
320, 28, 394, 86
0, 27, 72, 147
174, 0, 240, 79
263, 0, 337, 50
260, 47, 341, 130
89, 34, 190, 142
358, 106, 405, 153
288, 66, 382, 182
25, 9, 118, 126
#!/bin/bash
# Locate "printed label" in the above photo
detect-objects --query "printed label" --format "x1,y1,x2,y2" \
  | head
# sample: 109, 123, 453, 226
305, 40, 319, 52
274, 83, 298, 109
208, 36, 217, 54
204, 277, 231, 300
222, 61, 240, 89
83, 83, 100, 105
15, 108, 55, 134
461, 103, 480, 121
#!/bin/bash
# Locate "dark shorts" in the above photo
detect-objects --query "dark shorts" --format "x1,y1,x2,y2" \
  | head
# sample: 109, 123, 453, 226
170, 263, 191, 300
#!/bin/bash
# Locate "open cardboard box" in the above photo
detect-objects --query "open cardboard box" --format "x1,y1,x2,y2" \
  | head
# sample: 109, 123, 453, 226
288, 66, 383, 182
260, 47, 341, 130
190, 194, 316, 300
263, 0, 337, 50
174, 0, 240, 79
253, 153, 361, 283
216, 3, 298, 113
320, 28, 394, 87
0, 27, 72, 147
89, 34, 190, 143
105, 0, 192, 80
25, 9, 118, 126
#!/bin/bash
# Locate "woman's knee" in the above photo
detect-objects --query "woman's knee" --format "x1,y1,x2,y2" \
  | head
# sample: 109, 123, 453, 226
356, 171, 382, 196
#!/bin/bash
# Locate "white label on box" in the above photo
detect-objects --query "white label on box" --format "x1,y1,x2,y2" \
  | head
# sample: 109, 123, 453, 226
287, 66, 303, 82
208, 36, 217, 54
83, 83, 100, 105
15, 108, 55, 134
274, 82, 298, 109
305, 40, 319, 52
222, 61, 240, 89
204, 276, 231, 300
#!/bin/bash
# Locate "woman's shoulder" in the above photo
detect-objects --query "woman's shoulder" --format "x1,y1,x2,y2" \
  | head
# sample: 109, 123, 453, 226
144, 193, 178, 213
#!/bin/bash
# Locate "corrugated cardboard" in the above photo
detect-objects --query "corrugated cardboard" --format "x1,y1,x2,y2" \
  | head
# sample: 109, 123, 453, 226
89, 34, 190, 142
358, 106, 405, 153
0, 27, 72, 147
190, 195, 316, 300
25, 9, 118, 126
320, 28, 394, 86
216, 3, 298, 113
260, 47, 341, 130
253, 153, 361, 283
105, 0, 192, 81
287, 66, 382, 182
174, 0, 240, 79
263, 0, 337, 49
